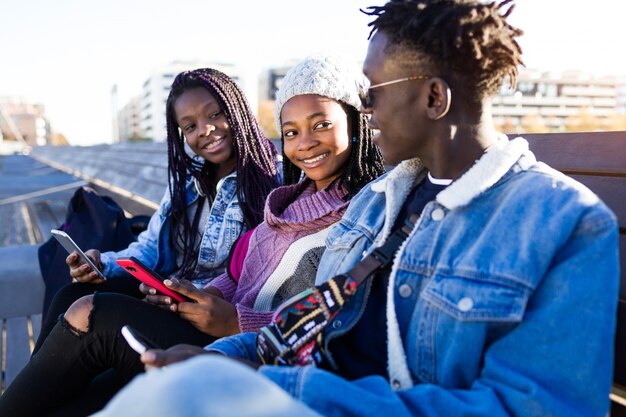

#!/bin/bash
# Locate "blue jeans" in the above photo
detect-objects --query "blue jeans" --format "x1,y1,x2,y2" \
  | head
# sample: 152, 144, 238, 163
92, 355, 322, 417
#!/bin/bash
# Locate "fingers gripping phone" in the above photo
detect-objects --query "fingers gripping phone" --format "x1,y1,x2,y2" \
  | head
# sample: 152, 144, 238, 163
121, 325, 161, 354
115, 256, 192, 303
51, 229, 106, 280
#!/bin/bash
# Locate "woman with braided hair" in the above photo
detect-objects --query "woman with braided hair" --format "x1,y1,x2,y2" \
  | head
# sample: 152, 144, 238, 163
0, 55, 386, 416
93, 1, 618, 417
0, 67, 281, 416
35, 68, 282, 352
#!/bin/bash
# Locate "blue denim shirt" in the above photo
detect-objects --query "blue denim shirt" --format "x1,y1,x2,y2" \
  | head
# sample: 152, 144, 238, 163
100, 171, 244, 281
209, 137, 620, 417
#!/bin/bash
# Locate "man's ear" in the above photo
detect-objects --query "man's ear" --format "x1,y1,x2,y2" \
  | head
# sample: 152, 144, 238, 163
426, 78, 451, 120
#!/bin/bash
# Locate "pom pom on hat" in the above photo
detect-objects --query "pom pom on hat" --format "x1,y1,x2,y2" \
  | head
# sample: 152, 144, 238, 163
274, 54, 361, 134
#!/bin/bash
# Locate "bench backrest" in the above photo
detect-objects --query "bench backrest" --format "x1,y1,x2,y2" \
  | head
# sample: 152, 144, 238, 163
31, 143, 168, 216
524, 131, 626, 387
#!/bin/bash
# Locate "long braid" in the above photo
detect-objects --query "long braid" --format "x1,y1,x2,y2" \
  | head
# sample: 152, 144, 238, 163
281, 103, 384, 200
165, 68, 280, 279
363, 0, 524, 101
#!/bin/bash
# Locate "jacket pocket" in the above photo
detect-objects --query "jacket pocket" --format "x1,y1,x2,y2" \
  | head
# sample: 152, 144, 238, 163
421, 273, 529, 322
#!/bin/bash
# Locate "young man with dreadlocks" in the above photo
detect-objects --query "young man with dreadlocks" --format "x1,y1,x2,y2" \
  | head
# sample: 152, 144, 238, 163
0, 56, 385, 416
91, 1, 619, 417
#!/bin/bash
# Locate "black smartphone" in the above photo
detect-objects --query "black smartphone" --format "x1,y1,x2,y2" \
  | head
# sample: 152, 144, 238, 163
121, 325, 161, 354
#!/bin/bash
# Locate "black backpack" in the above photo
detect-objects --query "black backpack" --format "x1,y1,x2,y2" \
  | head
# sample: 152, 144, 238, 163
38, 187, 150, 319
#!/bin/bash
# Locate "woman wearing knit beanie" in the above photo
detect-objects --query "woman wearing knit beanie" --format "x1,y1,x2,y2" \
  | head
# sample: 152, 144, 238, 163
0, 55, 385, 417
130, 53, 386, 370
192, 53, 386, 335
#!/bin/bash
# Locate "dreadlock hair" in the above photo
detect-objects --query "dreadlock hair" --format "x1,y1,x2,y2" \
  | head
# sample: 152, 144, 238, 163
281, 103, 385, 201
165, 68, 280, 279
363, 0, 524, 103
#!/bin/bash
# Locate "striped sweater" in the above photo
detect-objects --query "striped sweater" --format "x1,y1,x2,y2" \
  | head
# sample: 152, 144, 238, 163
208, 180, 349, 333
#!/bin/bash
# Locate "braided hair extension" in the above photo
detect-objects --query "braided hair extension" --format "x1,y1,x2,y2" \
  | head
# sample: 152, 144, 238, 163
165, 68, 280, 279
282, 103, 385, 200
363, 0, 524, 102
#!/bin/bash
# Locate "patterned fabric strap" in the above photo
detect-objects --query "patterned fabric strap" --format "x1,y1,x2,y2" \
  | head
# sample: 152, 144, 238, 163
257, 214, 419, 366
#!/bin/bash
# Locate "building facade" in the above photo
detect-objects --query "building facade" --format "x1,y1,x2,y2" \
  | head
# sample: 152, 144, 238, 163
117, 96, 143, 142
118, 63, 626, 143
138, 61, 247, 142
0, 97, 51, 153
493, 69, 626, 133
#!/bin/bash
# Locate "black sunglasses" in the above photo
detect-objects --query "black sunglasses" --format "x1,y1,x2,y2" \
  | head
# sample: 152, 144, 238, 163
357, 75, 430, 108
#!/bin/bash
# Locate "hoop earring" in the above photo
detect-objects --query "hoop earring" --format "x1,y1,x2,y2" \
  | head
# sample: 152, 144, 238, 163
434, 87, 452, 120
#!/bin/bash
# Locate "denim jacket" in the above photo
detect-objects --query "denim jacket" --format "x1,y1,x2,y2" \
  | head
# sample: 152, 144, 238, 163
100, 171, 244, 281
209, 137, 619, 417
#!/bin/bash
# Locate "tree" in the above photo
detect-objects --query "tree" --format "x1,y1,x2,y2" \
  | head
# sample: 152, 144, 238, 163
604, 113, 626, 131
51, 133, 69, 145
520, 114, 548, 133
257, 100, 278, 139
494, 117, 519, 135
129, 135, 152, 142
565, 107, 602, 132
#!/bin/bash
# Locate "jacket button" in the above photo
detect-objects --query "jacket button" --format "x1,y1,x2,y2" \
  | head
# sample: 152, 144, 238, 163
332, 320, 342, 329
392, 379, 401, 390
431, 208, 445, 221
457, 297, 474, 312
398, 284, 412, 298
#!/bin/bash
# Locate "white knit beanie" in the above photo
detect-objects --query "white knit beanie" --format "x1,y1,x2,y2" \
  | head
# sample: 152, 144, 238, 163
274, 54, 362, 134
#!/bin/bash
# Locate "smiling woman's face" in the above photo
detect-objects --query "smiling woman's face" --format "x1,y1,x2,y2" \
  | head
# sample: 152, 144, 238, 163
174, 87, 236, 175
280, 94, 352, 191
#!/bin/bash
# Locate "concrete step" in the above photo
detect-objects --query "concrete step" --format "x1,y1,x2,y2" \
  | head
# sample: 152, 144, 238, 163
0, 244, 44, 318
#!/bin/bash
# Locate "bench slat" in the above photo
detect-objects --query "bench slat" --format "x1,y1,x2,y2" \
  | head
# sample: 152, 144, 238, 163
0, 202, 35, 246
28, 200, 70, 242
525, 131, 626, 175
4, 316, 32, 388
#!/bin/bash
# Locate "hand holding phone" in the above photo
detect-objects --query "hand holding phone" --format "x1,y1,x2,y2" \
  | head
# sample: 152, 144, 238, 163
116, 257, 192, 303
51, 229, 106, 280
121, 325, 161, 355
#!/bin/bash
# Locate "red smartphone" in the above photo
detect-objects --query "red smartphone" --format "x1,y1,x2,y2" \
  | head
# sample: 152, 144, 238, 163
116, 256, 192, 303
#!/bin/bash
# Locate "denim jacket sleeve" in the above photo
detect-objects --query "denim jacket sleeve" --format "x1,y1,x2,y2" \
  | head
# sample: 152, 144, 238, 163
205, 332, 259, 361
99, 188, 170, 278
258, 208, 620, 417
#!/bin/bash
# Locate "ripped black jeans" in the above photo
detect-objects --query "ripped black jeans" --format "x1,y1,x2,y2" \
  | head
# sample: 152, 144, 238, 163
0, 291, 216, 417
35, 277, 144, 354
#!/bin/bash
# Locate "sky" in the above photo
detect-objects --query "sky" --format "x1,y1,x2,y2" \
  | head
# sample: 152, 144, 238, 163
1, 0, 625, 146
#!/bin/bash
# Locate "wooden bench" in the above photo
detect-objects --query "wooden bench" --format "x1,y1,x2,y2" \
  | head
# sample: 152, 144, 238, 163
524, 131, 626, 415
1, 143, 168, 393
0, 154, 80, 393
2, 136, 624, 412
30, 142, 169, 216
